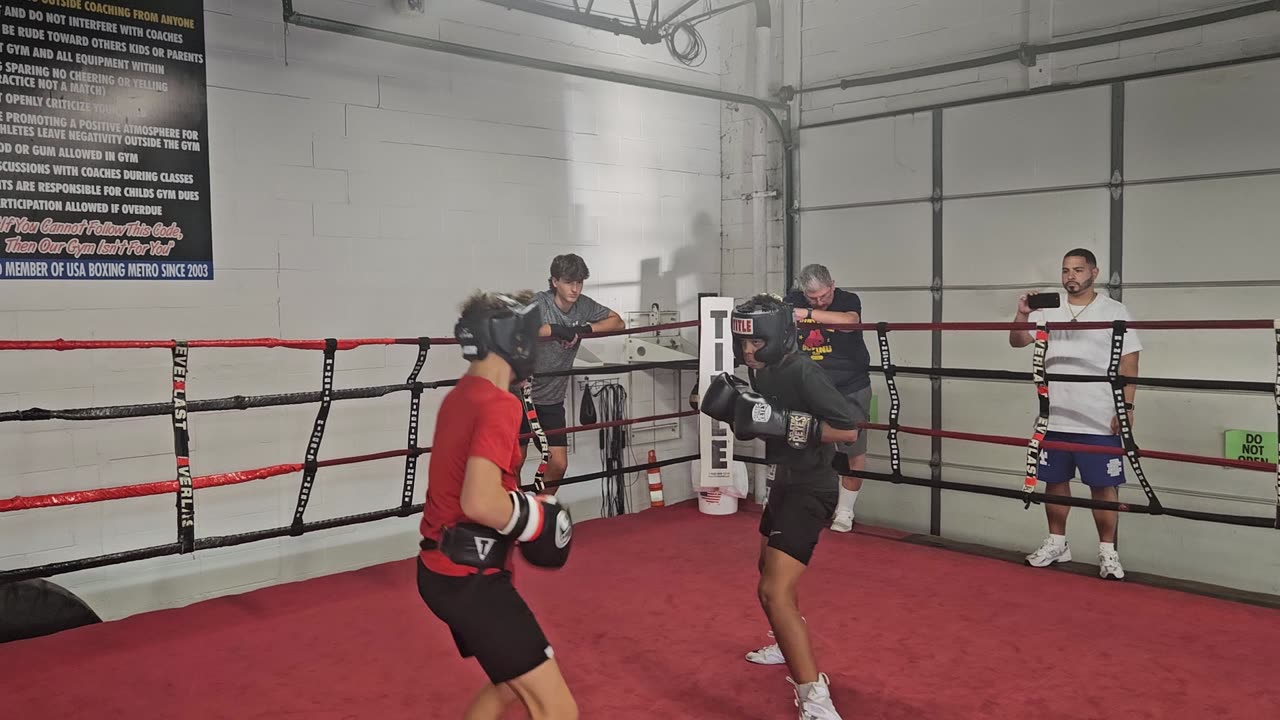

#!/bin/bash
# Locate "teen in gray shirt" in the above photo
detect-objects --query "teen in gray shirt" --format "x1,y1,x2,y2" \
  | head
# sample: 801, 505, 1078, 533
519, 253, 624, 493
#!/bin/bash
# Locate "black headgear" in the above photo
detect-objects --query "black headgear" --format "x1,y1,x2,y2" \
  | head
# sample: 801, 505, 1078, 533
454, 294, 543, 381
730, 295, 796, 367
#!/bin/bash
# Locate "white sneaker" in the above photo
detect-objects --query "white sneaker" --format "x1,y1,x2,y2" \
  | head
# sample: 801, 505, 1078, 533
1099, 548, 1125, 580
745, 631, 786, 665
830, 509, 854, 533
1025, 537, 1072, 567
790, 673, 842, 720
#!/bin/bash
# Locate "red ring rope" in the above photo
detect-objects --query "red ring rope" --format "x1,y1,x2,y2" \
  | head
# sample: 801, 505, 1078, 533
0, 321, 701, 352
0, 318, 1271, 352
0, 410, 698, 513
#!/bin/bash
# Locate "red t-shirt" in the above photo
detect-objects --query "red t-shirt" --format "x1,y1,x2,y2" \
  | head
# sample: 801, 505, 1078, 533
419, 375, 524, 576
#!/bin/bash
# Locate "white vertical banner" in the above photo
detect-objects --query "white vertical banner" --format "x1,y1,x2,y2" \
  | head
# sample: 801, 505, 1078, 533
697, 296, 736, 490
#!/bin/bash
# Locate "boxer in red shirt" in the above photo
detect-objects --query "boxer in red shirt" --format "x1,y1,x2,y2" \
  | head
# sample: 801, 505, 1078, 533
417, 290, 578, 720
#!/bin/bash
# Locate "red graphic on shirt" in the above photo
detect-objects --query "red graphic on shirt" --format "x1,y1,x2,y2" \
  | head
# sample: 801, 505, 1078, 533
802, 328, 825, 349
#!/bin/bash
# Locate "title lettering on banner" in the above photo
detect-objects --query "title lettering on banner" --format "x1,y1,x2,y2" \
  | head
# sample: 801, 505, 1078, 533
698, 296, 735, 490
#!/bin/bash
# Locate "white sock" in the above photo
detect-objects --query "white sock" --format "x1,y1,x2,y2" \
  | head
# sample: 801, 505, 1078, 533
1049, 533, 1067, 549
837, 486, 859, 514
1100, 542, 1116, 554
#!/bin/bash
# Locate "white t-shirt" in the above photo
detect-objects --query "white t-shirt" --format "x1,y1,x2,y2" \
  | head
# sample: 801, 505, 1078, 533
1029, 294, 1142, 436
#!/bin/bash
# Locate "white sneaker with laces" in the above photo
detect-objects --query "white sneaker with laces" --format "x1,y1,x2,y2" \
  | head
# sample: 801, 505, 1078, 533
1025, 537, 1071, 567
1099, 547, 1125, 580
745, 617, 805, 665
790, 673, 842, 720
830, 509, 854, 533
745, 631, 786, 665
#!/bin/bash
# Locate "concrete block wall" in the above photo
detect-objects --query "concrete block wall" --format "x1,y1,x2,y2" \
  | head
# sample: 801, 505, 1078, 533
0, 0, 726, 620
799, 0, 1280, 126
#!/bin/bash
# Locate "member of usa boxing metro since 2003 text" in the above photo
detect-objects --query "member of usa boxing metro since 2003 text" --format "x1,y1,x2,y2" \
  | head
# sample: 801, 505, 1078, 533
416, 290, 579, 720
700, 293, 859, 720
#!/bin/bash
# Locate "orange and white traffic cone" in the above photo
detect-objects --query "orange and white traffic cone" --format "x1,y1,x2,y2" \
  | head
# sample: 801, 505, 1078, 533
646, 449, 664, 507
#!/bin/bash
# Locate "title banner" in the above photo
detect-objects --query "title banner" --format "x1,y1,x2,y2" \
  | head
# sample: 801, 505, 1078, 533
697, 296, 736, 490
0, 0, 211, 280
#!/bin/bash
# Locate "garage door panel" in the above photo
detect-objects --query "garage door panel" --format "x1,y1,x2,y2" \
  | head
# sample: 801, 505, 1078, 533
799, 204, 933, 288
943, 86, 1111, 195
1126, 57, 1280, 180
798, 114, 933, 208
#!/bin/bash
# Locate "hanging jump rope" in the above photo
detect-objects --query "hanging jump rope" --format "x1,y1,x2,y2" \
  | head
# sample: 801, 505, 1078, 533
580, 382, 630, 518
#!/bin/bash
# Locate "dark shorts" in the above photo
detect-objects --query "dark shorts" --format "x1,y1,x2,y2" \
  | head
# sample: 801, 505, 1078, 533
416, 559, 553, 685
758, 482, 839, 566
520, 402, 568, 449
835, 385, 872, 457
1037, 431, 1126, 488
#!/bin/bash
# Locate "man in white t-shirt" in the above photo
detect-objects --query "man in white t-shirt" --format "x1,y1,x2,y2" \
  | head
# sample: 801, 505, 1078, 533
1008, 248, 1141, 581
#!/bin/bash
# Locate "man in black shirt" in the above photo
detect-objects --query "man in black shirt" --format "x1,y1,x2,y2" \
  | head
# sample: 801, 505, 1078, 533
785, 264, 872, 533
701, 293, 858, 720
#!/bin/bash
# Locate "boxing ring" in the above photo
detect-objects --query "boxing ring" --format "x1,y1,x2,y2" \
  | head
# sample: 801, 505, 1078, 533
1, 312, 1278, 719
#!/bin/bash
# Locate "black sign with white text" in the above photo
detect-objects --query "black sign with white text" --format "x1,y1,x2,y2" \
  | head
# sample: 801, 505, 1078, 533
0, 0, 210, 280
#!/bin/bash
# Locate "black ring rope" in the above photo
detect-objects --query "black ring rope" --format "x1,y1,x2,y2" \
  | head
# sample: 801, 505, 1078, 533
290, 339, 337, 533
875, 322, 902, 475
521, 382, 552, 492
1109, 320, 1162, 512
0, 360, 697, 424
171, 341, 195, 553
399, 338, 431, 515
1022, 322, 1049, 509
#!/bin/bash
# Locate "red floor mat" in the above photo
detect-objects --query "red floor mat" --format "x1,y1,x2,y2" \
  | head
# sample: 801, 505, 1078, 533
1, 502, 1277, 719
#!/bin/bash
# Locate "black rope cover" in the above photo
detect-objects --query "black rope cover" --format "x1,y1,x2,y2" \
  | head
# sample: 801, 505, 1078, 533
291, 339, 337, 534
399, 338, 431, 515
1022, 322, 1050, 509
1109, 320, 1161, 512
171, 341, 195, 553
875, 323, 902, 476
521, 381, 552, 492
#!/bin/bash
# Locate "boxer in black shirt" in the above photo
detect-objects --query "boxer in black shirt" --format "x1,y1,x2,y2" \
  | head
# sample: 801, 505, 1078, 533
701, 293, 858, 719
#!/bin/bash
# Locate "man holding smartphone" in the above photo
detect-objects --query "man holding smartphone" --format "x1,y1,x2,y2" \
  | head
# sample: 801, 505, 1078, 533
1008, 248, 1141, 581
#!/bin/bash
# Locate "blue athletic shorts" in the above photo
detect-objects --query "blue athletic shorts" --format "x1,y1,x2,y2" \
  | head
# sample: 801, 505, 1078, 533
1037, 431, 1126, 488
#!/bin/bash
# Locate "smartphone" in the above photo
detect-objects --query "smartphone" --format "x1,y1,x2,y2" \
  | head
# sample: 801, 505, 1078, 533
1027, 292, 1061, 310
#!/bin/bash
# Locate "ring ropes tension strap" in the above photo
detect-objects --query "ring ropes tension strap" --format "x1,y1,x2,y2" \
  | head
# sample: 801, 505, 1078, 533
521, 381, 552, 492
875, 323, 902, 476
171, 340, 195, 553
1022, 322, 1050, 509
1109, 320, 1161, 512
399, 338, 431, 515
291, 339, 337, 534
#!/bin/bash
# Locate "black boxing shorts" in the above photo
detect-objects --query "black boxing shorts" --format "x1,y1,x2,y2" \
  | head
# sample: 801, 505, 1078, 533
416, 558, 554, 685
758, 482, 839, 566
520, 402, 568, 448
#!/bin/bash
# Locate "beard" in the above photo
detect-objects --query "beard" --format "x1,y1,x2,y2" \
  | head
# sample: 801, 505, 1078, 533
1064, 277, 1094, 295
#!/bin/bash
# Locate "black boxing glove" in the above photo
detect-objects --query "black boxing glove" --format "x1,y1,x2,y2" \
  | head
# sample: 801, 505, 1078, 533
732, 391, 822, 450
501, 491, 572, 569
699, 372, 749, 425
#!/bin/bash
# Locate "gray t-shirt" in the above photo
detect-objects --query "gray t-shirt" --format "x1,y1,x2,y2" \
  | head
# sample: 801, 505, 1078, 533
529, 290, 610, 405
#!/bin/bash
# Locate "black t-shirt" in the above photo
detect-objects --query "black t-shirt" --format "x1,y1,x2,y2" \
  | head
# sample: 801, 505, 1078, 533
784, 288, 871, 394
752, 353, 856, 489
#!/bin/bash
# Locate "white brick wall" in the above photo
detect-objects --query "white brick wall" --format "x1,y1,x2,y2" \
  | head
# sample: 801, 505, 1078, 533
0, 0, 724, 620
799, 0, 1280, 126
